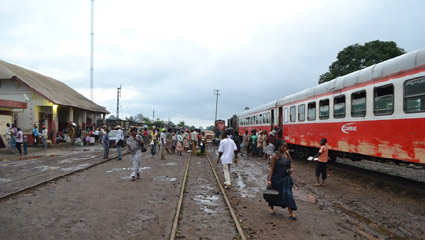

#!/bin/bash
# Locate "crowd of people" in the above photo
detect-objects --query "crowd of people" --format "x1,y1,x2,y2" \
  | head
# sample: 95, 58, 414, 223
4, 121, 329, 221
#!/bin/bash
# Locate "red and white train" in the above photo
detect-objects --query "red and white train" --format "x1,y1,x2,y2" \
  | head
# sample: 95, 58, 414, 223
231, 47, 425, 164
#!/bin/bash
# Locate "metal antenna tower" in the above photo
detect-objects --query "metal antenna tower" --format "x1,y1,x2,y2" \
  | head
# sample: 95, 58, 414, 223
214, 89, 220, 130
90, 0, 94, 100
116, 85, 121, 119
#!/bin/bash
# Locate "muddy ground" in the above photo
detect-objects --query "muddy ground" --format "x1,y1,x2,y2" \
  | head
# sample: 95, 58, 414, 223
0, 144, 424, 239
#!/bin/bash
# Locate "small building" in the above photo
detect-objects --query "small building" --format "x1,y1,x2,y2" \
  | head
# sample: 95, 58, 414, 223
0, 59, 109, 145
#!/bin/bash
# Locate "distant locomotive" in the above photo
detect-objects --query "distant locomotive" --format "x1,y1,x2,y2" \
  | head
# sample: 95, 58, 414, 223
230, 47, 425, 164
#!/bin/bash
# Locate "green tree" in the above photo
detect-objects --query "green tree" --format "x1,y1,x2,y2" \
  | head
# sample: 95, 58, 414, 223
178, 121, 185, 128
319, 40, 406, 84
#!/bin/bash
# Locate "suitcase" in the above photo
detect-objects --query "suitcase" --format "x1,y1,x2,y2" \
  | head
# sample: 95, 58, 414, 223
263, 189, 280, 202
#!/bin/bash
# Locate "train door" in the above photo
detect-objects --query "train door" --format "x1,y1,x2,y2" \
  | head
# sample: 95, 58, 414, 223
270, 109, 274, 131
278, 107, 283, 129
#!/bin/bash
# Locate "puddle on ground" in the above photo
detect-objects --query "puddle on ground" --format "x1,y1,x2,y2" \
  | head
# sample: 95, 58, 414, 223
194, 194, 219, 214
0, 178, 13, 183
61, 164, 90, 171
106, 166, 151, 173
161, 162, 177, 166
153, 176, 176, 182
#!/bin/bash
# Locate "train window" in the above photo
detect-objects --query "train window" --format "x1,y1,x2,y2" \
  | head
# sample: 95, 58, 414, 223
298, 104, 305, 121
308, 102, 316, 121
374, 85, 394, 115
351, 91, 366, 117
404, 78, 425, 113
290, 106, 296, 122
284, 108, 288, 123
334, 95, 346, 118
319, 99, 329, 119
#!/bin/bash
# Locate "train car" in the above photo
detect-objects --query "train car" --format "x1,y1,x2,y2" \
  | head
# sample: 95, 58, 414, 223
235, 47, 425, 164
237, 100, 278, 135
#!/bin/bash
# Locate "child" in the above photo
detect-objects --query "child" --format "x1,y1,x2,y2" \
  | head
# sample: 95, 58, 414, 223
200, 138, 206, 158
313, 138, 328, 186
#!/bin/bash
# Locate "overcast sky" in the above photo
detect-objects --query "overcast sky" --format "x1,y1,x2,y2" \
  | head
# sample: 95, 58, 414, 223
1, 0, 424, 128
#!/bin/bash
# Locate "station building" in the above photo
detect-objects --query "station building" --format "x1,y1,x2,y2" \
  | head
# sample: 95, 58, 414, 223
0, 59, 109, 146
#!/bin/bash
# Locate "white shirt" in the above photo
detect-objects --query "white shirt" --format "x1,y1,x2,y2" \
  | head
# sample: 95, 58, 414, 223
160, 132, 167, 145
191, 131, 198, 142
218, 136, 237, 164
115, 129, 124, 143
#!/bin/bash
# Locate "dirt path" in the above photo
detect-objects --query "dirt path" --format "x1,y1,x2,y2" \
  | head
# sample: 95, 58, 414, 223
0, 145, 424, 239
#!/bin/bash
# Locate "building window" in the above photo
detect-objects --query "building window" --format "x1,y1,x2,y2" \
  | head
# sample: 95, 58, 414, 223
319, 99, 329, 119
308, 102, 316, 121
334, 95, 346, 118
290, 106, 296, 122
298, 104, 305, 122
404, 77, 425, 113
374, 84, 394, 115
351, 91, 366, 117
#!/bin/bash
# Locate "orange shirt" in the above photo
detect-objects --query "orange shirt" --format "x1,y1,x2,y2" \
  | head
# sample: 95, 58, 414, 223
318, 145, 328, 163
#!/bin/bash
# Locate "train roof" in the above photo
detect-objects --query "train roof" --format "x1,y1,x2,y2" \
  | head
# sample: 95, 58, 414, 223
238, 99, 277, 116
277, 46, 425, 106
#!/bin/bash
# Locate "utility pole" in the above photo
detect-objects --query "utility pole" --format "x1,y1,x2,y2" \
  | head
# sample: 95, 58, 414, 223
153, 110, 155, 122
214, 89, 220, 131
90, 0, 94, 100
116, 85, 121, 119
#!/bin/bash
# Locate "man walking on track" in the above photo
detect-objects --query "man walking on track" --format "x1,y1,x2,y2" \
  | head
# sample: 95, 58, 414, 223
217, 129, 238, 189
127, 128, 145, 181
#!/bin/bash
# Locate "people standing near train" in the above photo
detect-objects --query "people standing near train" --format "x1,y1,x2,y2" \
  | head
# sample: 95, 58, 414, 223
313, 138, 329, 186
217, 129, 238, 189
176, 131, 184, 156
143, 127, 149, 145
115, 125, 124, 160
257, 131, 265, 158
265, 131, 276, 162
251, 131, 258, 157
149, 128, 158, 158
262, 131, 268, 160
242, 131, 250, 156
41, 126, 48, 149
103, 128, 110, 159
267, 139, 297, 219
191, 129, 198, 155
165, 129, 172, 154
126, 127, 145, 181
15, 128, 23, 156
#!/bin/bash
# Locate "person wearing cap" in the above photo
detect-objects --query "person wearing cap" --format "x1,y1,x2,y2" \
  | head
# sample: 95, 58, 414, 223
217, 129, 238, 189
41, 126, 48, 148
115, 125, 124, 160
160, 128, 167, 160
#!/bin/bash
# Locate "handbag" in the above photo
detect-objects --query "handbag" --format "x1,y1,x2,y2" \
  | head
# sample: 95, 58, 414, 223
263, 188, 280, 202
141, 145, 147, 152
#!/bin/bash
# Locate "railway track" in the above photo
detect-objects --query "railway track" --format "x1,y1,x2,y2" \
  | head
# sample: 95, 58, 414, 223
170, 152, 246, 240
0, 151, 123, 200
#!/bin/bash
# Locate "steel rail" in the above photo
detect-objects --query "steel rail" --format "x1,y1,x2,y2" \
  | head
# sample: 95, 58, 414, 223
0, 153, 124, 201
169, 153, 247, 240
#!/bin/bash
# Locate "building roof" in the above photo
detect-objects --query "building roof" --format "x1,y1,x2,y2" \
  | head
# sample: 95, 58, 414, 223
0, 60, 109, 114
